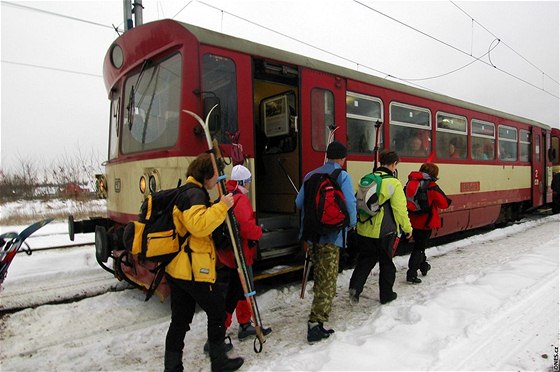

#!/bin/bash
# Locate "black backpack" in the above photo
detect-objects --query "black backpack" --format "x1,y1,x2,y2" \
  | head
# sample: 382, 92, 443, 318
301, 168, 350, 243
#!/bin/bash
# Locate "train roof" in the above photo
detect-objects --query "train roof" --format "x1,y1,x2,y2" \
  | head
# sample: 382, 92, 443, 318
176, 20, 550, 131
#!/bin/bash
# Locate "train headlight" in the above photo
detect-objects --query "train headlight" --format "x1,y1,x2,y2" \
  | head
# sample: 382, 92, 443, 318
139, 175, 147, 194
149, 175, 157, 193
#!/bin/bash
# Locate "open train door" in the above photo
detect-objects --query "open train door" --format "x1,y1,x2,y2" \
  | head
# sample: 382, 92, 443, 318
300, 68, 347, 176
531, 126, 546, 208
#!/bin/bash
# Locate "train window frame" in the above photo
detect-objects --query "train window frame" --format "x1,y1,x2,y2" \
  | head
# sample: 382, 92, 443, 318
470, 119, 495, 161
202, 53, 238, 144
436, 112, 467, 160
121, 53, 182, 155
311, 88, 335, 152
519, 129, 531, 162
389, 101, 432, 158
498, 124, 518, 162
346, 92, 383, 154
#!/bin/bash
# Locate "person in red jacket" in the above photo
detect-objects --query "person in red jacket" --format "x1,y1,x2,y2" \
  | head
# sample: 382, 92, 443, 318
214, 165, 271, 344
406, 163, 451, 283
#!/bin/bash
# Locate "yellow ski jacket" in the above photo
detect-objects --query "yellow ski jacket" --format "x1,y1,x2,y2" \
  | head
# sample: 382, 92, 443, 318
166, 177, 230, 283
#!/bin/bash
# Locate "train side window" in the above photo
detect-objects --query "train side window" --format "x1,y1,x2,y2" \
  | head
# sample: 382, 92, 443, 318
109, 96, 120, 160
519, 130, 531, 162
311, 88, 334, 152
202, 54, 238, 144
436, 112, 467, 160
471, 119, 495, 161
498, 125, 518, 161
122, 53, 182, 154
389, 102, 431, 157
346, 92, 383, 154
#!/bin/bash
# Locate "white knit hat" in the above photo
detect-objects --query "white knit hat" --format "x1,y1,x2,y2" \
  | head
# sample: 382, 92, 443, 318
231, 165, 252, 185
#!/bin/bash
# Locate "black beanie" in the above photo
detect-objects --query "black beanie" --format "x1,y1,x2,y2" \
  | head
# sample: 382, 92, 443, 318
326, 141, 347, 159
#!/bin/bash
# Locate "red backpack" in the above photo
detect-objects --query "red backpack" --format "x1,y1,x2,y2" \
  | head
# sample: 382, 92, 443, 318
301, 168, 349, 242
404, 171, 432, 214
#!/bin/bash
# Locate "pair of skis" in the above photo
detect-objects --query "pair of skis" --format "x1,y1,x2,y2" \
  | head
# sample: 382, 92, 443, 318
1, 218, 53, 287
184, 107, 266, 353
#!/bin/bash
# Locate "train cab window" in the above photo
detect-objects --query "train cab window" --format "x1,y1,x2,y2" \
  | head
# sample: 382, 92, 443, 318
202, 54, 238, 144
109, 95, 120, 160
122, 54, 182, 154
498, 125, 518, 161
346, 92, 383, 154
436, 112, 467, 160
311, 88, 334, 152
389, 102, 431, 157
471, 119, 495, 161
519, 130, 531, 162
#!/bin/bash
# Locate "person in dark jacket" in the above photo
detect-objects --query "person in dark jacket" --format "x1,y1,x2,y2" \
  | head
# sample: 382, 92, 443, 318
163, 153, 243, 372
551, 172, 560, 214
406, 162, 452, 283
295, 141, 357, 343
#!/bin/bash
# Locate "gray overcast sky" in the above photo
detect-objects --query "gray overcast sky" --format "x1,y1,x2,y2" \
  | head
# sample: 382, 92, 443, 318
1, 0, 558, 172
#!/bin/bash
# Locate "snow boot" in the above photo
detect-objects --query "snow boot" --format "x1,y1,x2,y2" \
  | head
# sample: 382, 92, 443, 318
209, 342, 244, 372
307, 322, 331, 343
380, 292, 397, 304
237, 322, 272, 340
407, 276, 422, 284
420, 262, 431, 276
164, 350, 183, 372
203, 335, 233, 354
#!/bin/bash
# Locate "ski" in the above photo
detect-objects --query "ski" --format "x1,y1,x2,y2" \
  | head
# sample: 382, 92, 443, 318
1, 218, 53, 286
184, 107, 267, 353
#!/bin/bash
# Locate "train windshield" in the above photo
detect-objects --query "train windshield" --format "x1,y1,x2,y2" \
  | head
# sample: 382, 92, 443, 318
121, 54, 182, 154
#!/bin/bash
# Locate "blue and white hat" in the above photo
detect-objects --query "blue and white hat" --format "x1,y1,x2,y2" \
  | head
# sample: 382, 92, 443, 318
231, 165, 252, 186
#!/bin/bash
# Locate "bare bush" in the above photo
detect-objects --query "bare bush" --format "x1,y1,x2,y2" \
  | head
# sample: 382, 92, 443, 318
0, 156, 39, 201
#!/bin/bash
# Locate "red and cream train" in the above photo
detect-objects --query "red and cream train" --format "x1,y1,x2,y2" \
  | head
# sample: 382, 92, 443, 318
69, 19, 559, 289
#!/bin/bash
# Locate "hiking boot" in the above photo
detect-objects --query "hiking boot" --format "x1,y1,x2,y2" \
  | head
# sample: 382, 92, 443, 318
380, 292, 397, 304
164, 350, 183, 372
307, 322, 331, 343
203, 335, 233, 354
238, 322, 272, 340
407, 276, 422, 284
420, 262, 431, 276
349, 288, 359, 305
209, 343, 243, 372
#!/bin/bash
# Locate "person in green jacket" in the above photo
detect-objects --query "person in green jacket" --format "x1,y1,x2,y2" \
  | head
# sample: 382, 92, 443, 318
348, 150, 412, 305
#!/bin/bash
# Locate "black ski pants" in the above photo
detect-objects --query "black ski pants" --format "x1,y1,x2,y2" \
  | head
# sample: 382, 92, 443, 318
407, 228, 432, 278
349, 233, 396, 302
165, 275, 226, 353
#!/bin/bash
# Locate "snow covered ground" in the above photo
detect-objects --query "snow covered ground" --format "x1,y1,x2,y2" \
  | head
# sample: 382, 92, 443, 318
0, 209, 559, 371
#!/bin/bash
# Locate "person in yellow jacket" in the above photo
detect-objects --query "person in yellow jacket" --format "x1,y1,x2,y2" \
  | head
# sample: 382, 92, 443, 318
163, 153, 243, 372
348, 150, 413, 305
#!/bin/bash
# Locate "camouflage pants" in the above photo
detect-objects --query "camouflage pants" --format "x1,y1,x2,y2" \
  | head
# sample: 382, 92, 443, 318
309, 242, 339, 323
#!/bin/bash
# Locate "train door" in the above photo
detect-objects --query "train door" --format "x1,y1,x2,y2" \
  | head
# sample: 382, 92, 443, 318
252, 59, 301, 261
300, 68, 347, 176
531, 127, 546, 207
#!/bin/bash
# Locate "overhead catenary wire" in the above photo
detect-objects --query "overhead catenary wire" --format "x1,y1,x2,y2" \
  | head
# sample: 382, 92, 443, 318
1, 60, 102, 78
352, 0, 559, 99
450, 0, 560, 87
